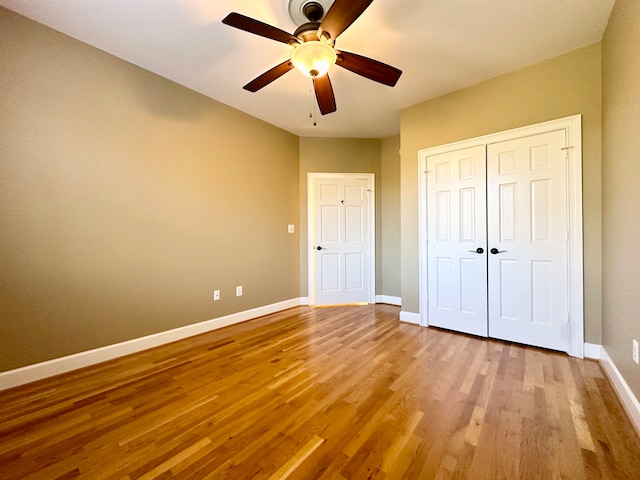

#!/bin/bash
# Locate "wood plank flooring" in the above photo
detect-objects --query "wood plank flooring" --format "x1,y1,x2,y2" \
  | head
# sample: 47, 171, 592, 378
1, 305, 639, 479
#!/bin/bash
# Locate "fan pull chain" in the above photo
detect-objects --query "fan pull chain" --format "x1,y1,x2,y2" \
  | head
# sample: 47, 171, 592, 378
309, 77, 313, 118
309, 77, 317, 127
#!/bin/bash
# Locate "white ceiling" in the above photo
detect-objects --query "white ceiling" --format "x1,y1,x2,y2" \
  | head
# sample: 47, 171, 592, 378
1, 0, 614, 138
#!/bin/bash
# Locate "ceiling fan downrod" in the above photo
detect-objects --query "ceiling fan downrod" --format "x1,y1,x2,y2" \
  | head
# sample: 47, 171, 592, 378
302, 2, 324, 22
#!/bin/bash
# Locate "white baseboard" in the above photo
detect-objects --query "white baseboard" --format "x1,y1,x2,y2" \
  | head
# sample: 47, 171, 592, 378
0, 297, 307, 392
399, 310, 421, 325
600, 347, 640, 438
375, 295, 401, 306
584, 342, 602, 360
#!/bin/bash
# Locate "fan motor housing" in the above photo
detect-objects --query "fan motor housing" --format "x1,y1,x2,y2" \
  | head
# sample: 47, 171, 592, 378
294, 22, 324, 41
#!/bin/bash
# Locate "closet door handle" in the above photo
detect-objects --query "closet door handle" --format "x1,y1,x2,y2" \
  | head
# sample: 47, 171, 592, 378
490, 248, 507, 254
468, 248, 484, 254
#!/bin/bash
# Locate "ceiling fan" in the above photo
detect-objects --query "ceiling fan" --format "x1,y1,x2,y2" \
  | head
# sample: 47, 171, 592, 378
222, 0, 402, 115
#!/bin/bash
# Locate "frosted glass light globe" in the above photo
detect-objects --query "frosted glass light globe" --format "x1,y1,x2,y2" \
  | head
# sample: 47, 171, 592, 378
291, 41, 337, 78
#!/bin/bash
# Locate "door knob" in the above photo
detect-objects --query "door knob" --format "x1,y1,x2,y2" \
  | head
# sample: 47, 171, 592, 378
490, 248, 507, 254
468, 247, 484, 254
316, 246, 325, 251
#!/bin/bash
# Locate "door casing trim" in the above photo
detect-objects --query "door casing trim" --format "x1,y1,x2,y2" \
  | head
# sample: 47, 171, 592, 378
417, 115, 584, 357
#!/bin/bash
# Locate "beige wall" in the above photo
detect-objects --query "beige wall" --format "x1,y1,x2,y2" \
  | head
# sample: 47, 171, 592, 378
381, 135, 401, 298
3, 3, 628, 391
602, 0, 640, 399
400, 44, 603, 343
0, 8, 300, 371
298, 137, 382, 297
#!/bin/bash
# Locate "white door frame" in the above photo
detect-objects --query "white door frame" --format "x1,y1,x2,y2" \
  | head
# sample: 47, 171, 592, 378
307, 172, 376, 306
417, 115, 584, 357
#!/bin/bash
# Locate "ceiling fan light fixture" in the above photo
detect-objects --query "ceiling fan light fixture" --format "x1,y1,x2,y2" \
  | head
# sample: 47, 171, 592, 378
291, 40, 337, 78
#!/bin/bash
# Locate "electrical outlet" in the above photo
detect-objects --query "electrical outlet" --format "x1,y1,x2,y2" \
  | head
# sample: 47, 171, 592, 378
288, 224, 295, 233
213, 290, 220, 301
236, 285, 243, 297
633, 339, 639, 365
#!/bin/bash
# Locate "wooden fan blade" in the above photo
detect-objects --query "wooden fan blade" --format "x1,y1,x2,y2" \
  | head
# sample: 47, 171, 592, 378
336, 51, 402, 87
243, 60, 294, 92
313, 75, 337, 115
222, 12, 298, 45
319, 0, 373, 40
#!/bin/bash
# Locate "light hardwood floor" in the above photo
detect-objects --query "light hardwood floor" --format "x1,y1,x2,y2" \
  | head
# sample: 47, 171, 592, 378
1, 305, 639, 479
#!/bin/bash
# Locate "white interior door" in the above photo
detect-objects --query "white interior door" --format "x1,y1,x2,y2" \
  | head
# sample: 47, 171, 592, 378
311, 175, 373, 305
426, 146, 488, 336
487, 130, 569, 350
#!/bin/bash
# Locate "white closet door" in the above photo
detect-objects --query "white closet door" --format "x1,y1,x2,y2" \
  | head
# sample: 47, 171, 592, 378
427, 146, 488, 337
486, 130, 569, 351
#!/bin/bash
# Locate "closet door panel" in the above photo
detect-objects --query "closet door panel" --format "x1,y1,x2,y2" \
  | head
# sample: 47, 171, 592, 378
427, 146, 488, 337
486, 130, 569, 351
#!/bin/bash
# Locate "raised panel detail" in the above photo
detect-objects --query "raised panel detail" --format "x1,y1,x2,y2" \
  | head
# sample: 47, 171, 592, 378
436, 191, 451, 242
345, 253, 364, 290
530, 145, 550, 170
531, 261, 551, 324
531, 179, 551, 242
320, 184, 339, 200
460, 188, 475, 243
321, 254, 340, 291
498, 151, 516, 175
499, 183, 517, 242
345, 185, 363, 201
436, 257, 452, 310
436, 162, 450, 183
460, 258, 476, 314
345, 206, 363, 243
320, 205, 340, 243
459, 157, 474, 179
500, 260, 518, 320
